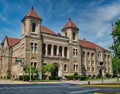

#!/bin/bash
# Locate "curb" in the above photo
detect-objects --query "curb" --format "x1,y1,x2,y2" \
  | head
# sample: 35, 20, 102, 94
94, 92, 120, 94
83, 84, 120, 88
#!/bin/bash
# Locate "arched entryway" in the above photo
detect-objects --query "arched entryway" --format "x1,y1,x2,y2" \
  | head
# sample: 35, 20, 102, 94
99, 69, 102, 77
51, 64, 58, 77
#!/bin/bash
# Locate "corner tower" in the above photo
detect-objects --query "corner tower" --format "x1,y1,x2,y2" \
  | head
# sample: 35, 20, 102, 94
62, 18, 79, 43
21, 7, 42, 38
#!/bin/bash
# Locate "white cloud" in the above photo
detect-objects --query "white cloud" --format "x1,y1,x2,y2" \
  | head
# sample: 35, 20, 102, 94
0, 13, 8, 22
76, 1, 120, 49
93, 3, 120, 22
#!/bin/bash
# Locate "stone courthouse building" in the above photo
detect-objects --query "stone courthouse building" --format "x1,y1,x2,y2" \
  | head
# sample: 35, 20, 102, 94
0, 7, 112, 79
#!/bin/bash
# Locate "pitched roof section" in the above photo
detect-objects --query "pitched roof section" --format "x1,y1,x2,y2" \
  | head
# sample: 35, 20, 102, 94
7, 37, 20, 46
41, 26, 56, 35
79, 39, 110, 52
62, 18, 79, 31
26, 7, 40, 19
79, 39, 97, 49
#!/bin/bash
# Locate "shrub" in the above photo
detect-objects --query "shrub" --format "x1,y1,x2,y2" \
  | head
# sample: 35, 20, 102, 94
91, 75, 96, 79
96, 74, 101, 79
49, 76, 60, 80
19, 75, 23, 80
7, 75, 11, 79
106, 73, 111, 78
19, 75, 30, 81
73, 75, 79, 80
65, 75, 74, 80
79, 75, 88, 80
74, 72, 78, 76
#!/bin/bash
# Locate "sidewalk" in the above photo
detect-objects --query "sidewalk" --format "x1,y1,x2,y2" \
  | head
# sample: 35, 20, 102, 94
62, 78, 118, 85
0, 78, 118, 84
0, 79, 30, 84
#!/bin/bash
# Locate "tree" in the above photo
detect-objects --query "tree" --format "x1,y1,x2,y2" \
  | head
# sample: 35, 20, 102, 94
112, 57, 120, 76
42, 64, 55, 80
110, 19, 120, 80
111, 19, 120, 58
24, 64, 38, 79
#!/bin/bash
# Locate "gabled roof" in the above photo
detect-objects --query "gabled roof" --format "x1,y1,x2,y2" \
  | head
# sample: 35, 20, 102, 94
26, 7, 40, 19
7, 37, 20, 46
41, 26, 56, 35
62, 18, 79, 31
79, 39, 97, 49
79, 39, 110, 52
1, 36, 20, 47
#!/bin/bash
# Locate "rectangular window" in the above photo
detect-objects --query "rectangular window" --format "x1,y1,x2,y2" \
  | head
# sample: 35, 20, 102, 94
34, 62, 37, 68
31, 42, 38, 53
92, 67, 94, 72
31, 42, 34, 53
34, 43, 37, 53
64, 64, 67, 72
73, 48, 78, 57
31, 62, 37, 69
87, 67, 90, 71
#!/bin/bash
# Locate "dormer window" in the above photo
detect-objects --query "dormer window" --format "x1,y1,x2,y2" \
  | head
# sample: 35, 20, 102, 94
32, 23, 36, 32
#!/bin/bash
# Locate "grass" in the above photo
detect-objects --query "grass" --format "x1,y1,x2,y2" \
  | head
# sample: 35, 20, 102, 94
83, 82, 120, 88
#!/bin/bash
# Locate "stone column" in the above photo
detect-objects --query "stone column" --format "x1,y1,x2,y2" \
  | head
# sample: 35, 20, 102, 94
45, 44, 48, 56
51, 45, 53, 57
57, 46, 59, 56
67, 47, 69, 58
62, 47, 64, 58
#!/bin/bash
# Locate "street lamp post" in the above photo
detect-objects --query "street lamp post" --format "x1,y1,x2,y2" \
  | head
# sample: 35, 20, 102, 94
30, 62, 31, 81
22, 58, 24, 81
29, 42, 32, 82
100, 62, 104, 83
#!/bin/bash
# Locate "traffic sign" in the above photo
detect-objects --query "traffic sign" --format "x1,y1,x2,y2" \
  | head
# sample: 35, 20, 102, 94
16, 59, 23, 62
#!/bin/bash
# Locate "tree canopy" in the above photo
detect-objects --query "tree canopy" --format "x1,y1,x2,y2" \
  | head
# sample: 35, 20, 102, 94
42, 64, 55, 80
111, 19, 120, 58
24, 64, 38, 74
110, 19, 120, 77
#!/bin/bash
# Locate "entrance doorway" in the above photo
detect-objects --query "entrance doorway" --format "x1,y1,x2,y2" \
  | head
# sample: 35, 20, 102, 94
51, 65, 58, 77
99, 69, 102, 77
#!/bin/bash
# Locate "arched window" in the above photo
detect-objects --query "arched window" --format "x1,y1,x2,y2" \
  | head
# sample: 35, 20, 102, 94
73, 62, 78, 72
42, 43, 46, 56
59, 46, 62, 56
48, 44, 51, 56
32, 23, 36, 32
83, 51, 85, 57
53, 45, 57, 56
65, 32, 67, 37
64, 47, 67, 57
87, 52, 90, 57
73, 32, 75, 40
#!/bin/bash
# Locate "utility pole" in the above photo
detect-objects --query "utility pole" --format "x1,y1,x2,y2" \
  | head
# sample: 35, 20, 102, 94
29, 43, 32, 82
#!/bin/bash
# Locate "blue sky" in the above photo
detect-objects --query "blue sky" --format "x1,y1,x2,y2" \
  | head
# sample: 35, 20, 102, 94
0, 0, 120, 49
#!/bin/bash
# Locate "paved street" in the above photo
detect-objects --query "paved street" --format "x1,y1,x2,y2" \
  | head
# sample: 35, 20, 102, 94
0, 83, 120, 94
0, 79, 120, 94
